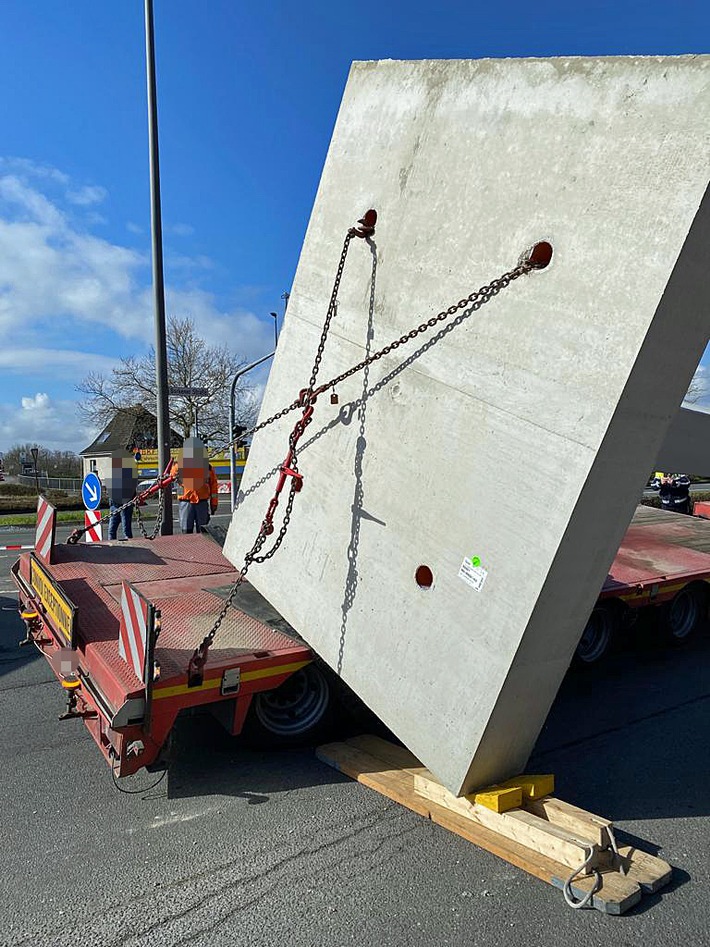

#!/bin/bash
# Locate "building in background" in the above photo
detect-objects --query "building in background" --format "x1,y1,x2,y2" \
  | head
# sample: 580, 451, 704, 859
81, 406, 248, 493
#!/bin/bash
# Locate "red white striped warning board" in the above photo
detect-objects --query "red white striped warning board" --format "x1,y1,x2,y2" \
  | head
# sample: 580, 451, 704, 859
84, 510, 103, 543
118, 581, 152, 684
35, 496, 56, 564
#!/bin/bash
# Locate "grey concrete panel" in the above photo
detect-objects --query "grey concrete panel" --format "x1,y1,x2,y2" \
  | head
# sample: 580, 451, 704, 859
225, 56, 710, 795
656, 405, 710, 473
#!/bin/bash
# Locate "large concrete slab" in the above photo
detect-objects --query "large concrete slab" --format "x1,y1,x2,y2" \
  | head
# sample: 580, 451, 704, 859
657, 405, 710, 473
225, 56, 710, 796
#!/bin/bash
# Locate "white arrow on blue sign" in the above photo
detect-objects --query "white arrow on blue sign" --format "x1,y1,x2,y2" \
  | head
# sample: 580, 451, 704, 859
82, 472, 102, 511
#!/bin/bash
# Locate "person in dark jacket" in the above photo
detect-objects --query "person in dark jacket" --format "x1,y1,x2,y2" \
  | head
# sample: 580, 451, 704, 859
107, 450, 138, 540
659, 475, 691, 515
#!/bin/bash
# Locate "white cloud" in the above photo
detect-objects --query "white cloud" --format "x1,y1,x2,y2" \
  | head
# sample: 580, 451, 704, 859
0, 157, 275, 448
167, 222, 194, 236
0, 173, 151, 341
0, 393, 95, 453
126, 221, 144, 234
66, 184, 107, 206
0, 348, 119, 380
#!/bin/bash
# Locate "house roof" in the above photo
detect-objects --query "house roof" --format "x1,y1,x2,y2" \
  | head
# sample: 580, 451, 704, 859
81, 406, 182, 456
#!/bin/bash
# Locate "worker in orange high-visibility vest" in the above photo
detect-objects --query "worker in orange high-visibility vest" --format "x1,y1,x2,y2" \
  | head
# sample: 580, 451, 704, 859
173, 437, 219, 533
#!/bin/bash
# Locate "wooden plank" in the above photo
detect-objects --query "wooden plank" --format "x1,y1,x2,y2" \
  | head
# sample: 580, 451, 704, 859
316, 740, 643, 914
345, 734, 424, 772
414, 773, 598, 872
618, 846, 673, 893
526, 796, 612, 847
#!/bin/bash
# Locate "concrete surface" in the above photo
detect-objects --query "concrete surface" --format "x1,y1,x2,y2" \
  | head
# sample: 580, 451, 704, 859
657, 406, 710, 473
225, 55, 710, 795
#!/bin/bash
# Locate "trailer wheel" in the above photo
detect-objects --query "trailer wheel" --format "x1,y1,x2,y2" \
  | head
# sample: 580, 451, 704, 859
664, 584, 707, 643
574, 604, 617, 665
246, 661, 333, 746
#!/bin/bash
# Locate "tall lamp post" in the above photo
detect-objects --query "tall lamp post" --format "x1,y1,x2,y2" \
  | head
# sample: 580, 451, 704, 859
31, 447, 39, 494
269, 311, 279, 348
229, 352, 275, 511
144, 0, 173, 533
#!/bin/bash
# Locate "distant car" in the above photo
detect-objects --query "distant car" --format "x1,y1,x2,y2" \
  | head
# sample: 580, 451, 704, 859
137, 478, 178, 501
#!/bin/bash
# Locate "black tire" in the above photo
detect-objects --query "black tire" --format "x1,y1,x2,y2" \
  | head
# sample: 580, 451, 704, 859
243, 661, 334, 747
663, 583, 707, 644
574, 603, 618, 665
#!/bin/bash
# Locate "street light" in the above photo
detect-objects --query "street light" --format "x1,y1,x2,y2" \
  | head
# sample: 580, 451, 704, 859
269, 312, 279, 349
229, 351, 275, 511
31, 447, 39, 494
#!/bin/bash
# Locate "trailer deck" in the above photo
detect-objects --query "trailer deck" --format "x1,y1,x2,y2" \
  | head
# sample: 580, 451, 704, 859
601, 505, 710, 606
12, 531, 312, 776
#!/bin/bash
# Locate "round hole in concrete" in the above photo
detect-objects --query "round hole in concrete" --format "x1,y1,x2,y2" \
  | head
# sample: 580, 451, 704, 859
527, 241, 553, 269
415, 565, 434, 589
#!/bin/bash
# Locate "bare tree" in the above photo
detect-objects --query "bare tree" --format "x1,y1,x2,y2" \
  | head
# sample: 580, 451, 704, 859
685, 367, 707, 405
77, 317, 259, 446
2, 444, 81, 477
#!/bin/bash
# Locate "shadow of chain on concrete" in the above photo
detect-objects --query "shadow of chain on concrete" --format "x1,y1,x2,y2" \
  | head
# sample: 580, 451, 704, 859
336, 238, 382, 676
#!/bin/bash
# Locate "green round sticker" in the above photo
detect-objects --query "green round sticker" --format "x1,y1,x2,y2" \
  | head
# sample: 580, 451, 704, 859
471, 556, 481, 567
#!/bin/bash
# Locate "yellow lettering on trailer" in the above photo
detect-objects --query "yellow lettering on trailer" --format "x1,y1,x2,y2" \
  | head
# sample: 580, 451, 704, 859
30, 557, 75, 646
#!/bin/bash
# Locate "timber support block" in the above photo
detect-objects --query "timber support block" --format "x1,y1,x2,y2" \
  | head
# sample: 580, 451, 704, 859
316, 735, 673, 915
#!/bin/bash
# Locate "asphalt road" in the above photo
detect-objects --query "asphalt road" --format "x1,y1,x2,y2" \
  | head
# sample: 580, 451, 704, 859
1, 541, 709, 945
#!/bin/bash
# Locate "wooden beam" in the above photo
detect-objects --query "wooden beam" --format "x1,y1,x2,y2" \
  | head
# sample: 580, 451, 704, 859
526, 796, 612, 847
413, 772, 604, 873
315, 737, 675, 915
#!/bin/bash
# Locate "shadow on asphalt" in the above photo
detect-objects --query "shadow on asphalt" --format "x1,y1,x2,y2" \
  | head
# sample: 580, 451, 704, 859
530, 614, 710, 825
164, 711, 352, 801
164, 619, 710, 841
0, 592, 41, 680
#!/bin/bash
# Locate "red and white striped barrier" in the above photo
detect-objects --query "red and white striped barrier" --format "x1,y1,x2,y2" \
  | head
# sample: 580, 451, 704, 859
83, 510, 103, 543
35, 496, 56, 564
118, 581, 150, 684
0, 544, 34, 551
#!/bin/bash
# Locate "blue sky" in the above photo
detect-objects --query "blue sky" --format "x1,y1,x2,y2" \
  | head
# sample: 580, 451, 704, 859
1, 1, 708, 452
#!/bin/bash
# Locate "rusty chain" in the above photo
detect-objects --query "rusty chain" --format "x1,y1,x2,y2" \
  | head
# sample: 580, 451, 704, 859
215, 263, 533, 461
186, 218, 369, 680
66, 474, 170, 545
135, 485, 165, 540
188, 213, 541, 678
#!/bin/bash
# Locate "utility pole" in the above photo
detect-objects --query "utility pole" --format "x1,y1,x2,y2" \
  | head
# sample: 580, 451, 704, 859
144, 0, 173, 533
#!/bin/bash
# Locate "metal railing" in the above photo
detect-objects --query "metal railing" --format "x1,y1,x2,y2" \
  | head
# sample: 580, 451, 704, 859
17, 475, 83, 492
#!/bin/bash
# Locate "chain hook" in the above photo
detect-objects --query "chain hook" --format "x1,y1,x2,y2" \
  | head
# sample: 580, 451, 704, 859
348, 209, 377, 238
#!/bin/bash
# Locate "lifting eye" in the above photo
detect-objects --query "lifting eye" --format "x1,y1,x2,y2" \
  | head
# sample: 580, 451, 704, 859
415, 565, 434, 589
526, 241, 553, 269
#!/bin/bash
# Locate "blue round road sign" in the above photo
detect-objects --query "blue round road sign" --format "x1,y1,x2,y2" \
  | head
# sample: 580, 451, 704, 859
82, 472, 102, 511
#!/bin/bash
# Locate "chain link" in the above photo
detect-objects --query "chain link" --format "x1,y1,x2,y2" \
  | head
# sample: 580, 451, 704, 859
135, 486, 165, 540
191, 226, 535, 673
66, 477, 170, 544
312, 263, 530, 400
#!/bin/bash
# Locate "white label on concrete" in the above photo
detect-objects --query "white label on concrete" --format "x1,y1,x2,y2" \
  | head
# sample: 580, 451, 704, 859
459, 559, 488, 592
